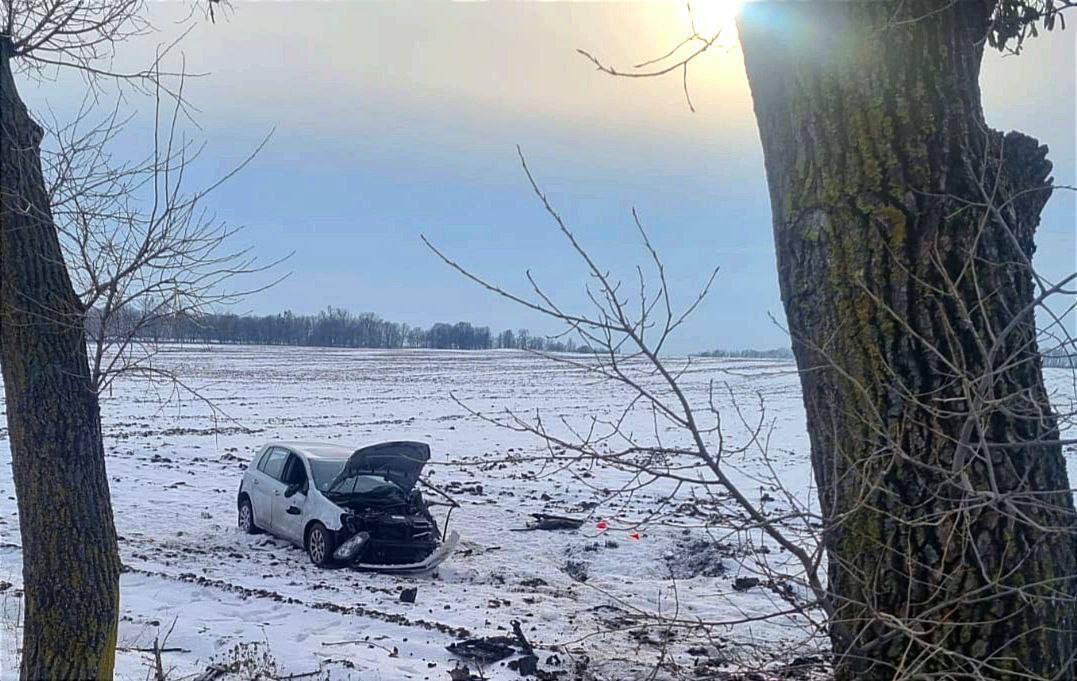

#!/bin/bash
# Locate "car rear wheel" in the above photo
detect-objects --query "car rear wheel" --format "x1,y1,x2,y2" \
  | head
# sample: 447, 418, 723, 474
306, 522, 335, 567
238, 498, 259, 534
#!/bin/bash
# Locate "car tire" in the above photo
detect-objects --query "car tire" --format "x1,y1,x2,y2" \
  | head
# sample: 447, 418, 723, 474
238, 498, 260, 534
306, 522, 336, 567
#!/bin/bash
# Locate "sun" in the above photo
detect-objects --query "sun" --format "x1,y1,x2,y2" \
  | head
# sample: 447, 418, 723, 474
687, 0, 743, 46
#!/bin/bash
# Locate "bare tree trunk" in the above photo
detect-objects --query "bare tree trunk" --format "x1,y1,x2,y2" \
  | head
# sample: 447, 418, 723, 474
0, 38, 121, 680
739, 2, 1076, 679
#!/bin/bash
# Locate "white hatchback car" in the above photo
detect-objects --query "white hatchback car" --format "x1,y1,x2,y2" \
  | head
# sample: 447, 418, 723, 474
237, 440, 458, 572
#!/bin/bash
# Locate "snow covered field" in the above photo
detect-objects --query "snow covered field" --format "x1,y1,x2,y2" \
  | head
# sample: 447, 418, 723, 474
0, 346, 1074, 680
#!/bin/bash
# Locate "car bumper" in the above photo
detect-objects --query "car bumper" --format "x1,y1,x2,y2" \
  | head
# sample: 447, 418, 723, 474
351, 530, 460, 574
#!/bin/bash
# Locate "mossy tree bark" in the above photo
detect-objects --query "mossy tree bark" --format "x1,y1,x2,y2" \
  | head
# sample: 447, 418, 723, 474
0, 39, 121, 680
738, 2, 1076, 679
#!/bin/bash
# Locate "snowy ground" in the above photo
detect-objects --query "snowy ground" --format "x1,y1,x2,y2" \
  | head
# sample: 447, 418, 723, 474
0, 346, 1074, 681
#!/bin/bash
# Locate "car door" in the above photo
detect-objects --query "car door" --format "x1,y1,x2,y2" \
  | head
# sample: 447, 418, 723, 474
253, 447, 289, 535
245, 447, 276, 528
272, 452, 310, 545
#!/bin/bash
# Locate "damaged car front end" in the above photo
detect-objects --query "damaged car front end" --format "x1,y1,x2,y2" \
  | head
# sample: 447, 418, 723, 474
326, 442, 459, 572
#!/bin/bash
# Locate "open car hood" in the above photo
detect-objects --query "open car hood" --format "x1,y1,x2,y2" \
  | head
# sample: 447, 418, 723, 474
328, 441, 430, 493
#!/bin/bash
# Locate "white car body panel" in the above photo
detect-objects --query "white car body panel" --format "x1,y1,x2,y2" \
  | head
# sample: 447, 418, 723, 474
239, 442, 352, 550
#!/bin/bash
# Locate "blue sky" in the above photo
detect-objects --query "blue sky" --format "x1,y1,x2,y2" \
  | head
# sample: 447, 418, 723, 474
24, 1, 1076, 354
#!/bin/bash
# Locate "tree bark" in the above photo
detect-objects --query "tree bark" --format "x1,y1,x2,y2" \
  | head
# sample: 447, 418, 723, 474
738, 2, 1076, 679
0, 39, 121, 680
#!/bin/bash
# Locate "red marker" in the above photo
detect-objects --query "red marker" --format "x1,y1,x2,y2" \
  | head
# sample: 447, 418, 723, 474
596, 520, 608, 530
628, 532, 641, 540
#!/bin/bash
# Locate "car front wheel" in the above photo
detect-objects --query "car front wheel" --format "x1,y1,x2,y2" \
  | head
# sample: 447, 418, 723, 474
238, 498, 259, 534
306, 522, 336, 567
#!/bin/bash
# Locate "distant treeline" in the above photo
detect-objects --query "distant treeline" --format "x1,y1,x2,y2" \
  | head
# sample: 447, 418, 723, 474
694, 346, 1077, 367
103, 307, 1077, 363
693, 347, 793, 359
1043, 347, 1077, 368
103, 307, 594, 353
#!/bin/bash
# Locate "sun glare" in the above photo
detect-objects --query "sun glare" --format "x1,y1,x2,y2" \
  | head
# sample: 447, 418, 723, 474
688, 0, 743, 46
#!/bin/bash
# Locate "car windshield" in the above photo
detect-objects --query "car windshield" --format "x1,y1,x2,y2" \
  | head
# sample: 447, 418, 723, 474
328, 474, 403, 498
307, 457, 403, 498
307, 458, 347, 491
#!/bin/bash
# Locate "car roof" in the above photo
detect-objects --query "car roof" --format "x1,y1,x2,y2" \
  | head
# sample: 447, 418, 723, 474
269, 441, 353, 460
266, 440, 432, 462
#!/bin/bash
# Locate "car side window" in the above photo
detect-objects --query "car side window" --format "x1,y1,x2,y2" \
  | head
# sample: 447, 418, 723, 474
281, 454, 307, 486
255, 448, 273, 472
261, 448, 288, 480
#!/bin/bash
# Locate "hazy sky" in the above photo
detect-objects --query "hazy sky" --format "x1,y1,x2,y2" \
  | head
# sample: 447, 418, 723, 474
24, 1, 1076, 354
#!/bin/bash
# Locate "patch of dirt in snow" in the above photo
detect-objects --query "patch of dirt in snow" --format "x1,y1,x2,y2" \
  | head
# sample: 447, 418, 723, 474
663, 538, 733, 579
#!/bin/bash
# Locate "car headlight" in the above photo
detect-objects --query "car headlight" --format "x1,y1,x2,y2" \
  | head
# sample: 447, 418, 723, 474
333, 532, 370, 562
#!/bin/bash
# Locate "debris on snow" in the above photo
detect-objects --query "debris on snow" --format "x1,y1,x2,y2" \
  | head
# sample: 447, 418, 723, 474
562, 560, 589, 582
448, 621, 546, 678
513, 513, 584, 532
733, 577, 762, 592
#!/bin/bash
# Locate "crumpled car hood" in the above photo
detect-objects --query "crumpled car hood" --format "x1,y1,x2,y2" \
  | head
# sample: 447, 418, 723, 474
328, 441, 430, 493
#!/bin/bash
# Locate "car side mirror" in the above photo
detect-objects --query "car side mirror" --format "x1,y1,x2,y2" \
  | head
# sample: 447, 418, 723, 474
284, 482, 304, 498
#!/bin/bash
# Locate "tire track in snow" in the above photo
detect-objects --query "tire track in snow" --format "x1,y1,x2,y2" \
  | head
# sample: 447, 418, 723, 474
2, 542, 471, 640
122, 563, 473, 640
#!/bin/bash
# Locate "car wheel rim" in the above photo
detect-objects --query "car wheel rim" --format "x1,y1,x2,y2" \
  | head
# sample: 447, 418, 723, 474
310, 530, 325, 563
239, 505, 251, 531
